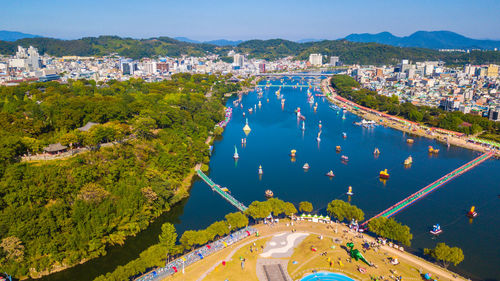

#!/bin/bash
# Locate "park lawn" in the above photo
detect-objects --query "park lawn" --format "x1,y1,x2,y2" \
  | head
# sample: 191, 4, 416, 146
203, 237, 270, 281
288, 234, 422, 281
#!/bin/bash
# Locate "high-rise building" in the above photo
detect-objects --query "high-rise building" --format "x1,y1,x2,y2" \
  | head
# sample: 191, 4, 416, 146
487, 64, 498, 77
157, 62, 169, 73
488, 107, 500, 121
8, 45, 40, 70
309, 54, 323, 66
329, 56, 339, 66
259, 63, 266, 73
233, 54, 244, 67
120, 59, 137, 75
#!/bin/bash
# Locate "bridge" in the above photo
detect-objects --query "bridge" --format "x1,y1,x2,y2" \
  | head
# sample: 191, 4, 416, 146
257, 84, 315, 88
196, 169, 248, 212
256, 72, 333, 78
362, 151, 494, 226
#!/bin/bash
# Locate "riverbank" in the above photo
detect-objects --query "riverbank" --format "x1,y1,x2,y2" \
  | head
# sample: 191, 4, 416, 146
163, 220, 468, 281
321, 77, 499, 158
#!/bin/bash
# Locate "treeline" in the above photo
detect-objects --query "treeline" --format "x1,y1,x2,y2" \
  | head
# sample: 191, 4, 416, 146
96, 198, 416, 281
331, 75, 500, 136
0, 74, 241, 278
94, 212, 248, 281
2, 36, 500, 64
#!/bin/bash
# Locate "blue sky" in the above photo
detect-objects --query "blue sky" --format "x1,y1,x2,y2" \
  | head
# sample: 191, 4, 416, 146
1, 0, 499, 40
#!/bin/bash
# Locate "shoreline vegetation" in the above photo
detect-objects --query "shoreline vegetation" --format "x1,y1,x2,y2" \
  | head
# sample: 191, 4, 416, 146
101, 198, 468, 281
322, 76, 500, 157
0, 74, 244, 279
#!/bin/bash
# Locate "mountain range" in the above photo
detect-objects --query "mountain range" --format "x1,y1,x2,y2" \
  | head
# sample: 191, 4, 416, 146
2, 30, 499, 50
1, 32, 499, 65
344, 31, 500, 50
0, 30, 40, 41
174, 37, 242, 46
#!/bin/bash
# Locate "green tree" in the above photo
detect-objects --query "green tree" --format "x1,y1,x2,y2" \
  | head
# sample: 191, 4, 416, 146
283, 202, 298, 217
368, 217, 413, 246
424, 243, 464, 269
326, 200, 364, 222
299, 201, 313, 213
225, 212, 249, 230
133, 116, 157, 139
245, 201, 272, 220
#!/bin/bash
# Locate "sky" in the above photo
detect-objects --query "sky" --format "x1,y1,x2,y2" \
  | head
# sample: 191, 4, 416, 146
1, 0, 500, 41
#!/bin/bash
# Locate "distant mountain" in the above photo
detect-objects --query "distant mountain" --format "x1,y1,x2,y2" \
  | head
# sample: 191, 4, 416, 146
296, 38, 326, 43
0, 30, 41, 41
1, 35, 500, 65
344, 31, 500, 50
173, 37, 200, 44
205, 39, 242, 46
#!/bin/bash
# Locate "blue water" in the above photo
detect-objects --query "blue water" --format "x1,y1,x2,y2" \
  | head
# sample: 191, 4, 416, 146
40, 77, 500, 281
300, 272, 355, 281
179, 77, 500, 280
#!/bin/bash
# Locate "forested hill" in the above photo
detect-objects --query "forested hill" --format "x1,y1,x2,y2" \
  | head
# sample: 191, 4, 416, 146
0, 74, 243, 278
1, 36, 500, 65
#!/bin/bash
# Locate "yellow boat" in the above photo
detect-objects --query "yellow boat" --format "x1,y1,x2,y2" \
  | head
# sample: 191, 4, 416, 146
379, 169, 389, 179
336, 146, 341, 152
406, 139, 414, 144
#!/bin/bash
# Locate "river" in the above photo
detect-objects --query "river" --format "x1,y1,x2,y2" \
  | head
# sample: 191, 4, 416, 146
40, 76, 499, 281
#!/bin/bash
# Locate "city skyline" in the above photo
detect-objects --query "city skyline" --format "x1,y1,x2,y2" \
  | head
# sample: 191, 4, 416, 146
2, 0, 500, 41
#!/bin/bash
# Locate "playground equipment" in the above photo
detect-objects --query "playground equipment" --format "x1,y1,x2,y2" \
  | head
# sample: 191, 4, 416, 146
346, 242, 371, 266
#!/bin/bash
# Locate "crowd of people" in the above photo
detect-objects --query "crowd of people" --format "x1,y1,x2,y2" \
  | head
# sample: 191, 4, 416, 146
135, 226, 257, 281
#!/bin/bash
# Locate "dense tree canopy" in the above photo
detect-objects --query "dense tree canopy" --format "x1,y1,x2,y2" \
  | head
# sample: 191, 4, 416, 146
326, 200, 364, 222
424, 243, 464, 269
0, 74, 242, 278
367, 217, 413, 246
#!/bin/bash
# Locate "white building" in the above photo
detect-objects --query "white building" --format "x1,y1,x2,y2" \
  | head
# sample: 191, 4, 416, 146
309, 53, 322, 66
233, 54, 244, 67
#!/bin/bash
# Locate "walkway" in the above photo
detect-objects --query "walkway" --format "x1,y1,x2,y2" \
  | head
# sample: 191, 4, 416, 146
196, 169, 248, 212
363, 151, 494, 225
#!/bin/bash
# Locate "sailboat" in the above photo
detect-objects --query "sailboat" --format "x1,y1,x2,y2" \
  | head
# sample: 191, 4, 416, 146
233, 145, 239, 159
342, 111, 346, 120
317, 131, 322, 142
301, 120, 305, 131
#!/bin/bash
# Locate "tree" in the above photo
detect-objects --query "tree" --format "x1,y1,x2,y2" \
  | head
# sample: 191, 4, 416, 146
424, 243, 464, 269
0, 236, 25, 262
158, 223, 177, 250
368, 217, 413, 246
245, 201, 272, 220
225, 212, 249, 230
283, 202, 298, 217
326, 200, 364, 222
299, 201, 313, 213
133, 116, 157, 139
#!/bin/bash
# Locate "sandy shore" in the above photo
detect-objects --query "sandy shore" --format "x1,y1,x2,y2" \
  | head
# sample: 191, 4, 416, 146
321, 78, 499, 158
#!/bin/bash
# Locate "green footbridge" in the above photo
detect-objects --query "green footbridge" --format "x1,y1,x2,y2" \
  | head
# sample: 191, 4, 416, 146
196, 169, 248, 212
362, 151, 494, 226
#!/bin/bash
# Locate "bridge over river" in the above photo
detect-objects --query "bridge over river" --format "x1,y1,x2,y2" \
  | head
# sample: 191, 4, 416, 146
196, 169, 248, 212
362, 151, 495, 226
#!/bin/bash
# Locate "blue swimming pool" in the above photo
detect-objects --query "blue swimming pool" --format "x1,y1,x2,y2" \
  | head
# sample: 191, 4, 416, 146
300, 272, 356, 281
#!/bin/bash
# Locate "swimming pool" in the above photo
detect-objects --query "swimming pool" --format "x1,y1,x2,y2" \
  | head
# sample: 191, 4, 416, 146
300, 272, 356, 281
